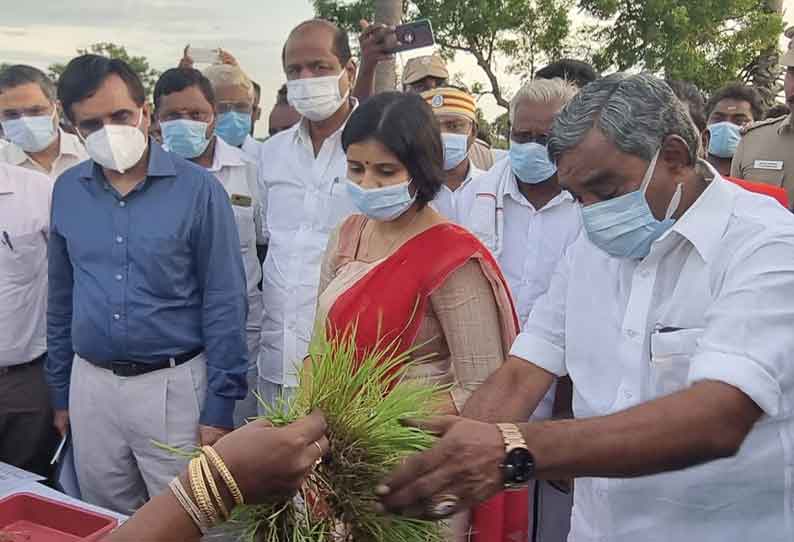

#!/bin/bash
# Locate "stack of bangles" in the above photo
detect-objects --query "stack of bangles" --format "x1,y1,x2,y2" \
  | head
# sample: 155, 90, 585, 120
169, 445, 245, 534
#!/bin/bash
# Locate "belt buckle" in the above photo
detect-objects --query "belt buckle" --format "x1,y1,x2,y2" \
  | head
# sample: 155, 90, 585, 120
111, 361, 137, 377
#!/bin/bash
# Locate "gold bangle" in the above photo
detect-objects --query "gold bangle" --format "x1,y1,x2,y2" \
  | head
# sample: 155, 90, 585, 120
169, 477, 207, 534
189, 457, 219, 526
202, 445, 245, 505
198, 453, 229, 520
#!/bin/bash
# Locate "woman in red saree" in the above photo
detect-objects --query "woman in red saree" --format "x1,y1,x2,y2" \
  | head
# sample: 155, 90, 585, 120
306, 92, 527, 542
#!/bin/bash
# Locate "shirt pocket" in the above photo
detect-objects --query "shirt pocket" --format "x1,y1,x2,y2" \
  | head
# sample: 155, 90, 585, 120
649, 327, 704, 398
232, 204, 255, 249
0, 231, 47, 286
745, 166, 784, 187
132, 235, 194, 299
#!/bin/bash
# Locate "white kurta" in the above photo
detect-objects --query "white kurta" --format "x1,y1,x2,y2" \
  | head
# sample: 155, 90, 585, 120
512, 171, 794, 541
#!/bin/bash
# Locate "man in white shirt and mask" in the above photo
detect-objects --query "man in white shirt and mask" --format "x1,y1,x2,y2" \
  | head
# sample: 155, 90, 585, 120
419, 87, 483, 223
379, 73, 794, 542
0, 65, 87, 180
256, 19, 357, 406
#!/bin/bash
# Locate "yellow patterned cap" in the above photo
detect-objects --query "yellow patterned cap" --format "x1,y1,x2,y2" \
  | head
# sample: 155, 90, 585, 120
420, 87, 477, 122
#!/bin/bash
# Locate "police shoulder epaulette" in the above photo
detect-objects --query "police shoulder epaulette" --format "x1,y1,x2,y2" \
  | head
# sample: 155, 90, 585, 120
741, 115, 787, 135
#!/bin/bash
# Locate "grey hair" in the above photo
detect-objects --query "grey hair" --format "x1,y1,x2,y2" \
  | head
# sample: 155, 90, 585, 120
0, 64, 57, 102
202, 64, 254, 101
509, 77, 579, 124
547, 72, 700, 165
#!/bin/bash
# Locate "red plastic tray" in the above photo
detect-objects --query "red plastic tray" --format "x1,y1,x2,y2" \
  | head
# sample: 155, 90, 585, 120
0, 492, 117, 542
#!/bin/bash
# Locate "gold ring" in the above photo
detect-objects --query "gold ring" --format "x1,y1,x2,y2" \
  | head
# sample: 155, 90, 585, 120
428, 493, 459, 518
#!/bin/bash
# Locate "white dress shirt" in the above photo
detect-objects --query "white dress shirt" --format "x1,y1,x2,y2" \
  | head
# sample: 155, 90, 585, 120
206, 137, 264, 350
431, 160, 483, 222
257, 114, 357, 387
0, 129, 87, 180
0, 163, 51, 365
241, 135, 262, 162
459, 158, 581, 418
511, 171, 794, 541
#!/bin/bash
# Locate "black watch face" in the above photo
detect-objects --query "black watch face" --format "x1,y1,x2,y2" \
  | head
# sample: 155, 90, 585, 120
505, 448, 534, 483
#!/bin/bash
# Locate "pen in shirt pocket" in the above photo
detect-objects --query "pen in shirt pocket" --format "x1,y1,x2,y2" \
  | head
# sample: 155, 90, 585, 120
329, 176, 341, 195
2, 231, 13, 251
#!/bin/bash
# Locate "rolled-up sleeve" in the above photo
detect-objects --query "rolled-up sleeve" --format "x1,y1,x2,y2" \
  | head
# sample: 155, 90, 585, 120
688, 236, 794, 417
46, 195, 75, 410
193, 173, 249, 428
509, 245, 572, 377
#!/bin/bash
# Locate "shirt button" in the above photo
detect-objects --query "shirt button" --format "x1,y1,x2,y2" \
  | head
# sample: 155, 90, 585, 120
113, 313, 121, 321
115, 236, 124, 244
623, 390, 633, 399
626, 329, 639, 338
115, 274, 123, 281
119, 201, 126, 207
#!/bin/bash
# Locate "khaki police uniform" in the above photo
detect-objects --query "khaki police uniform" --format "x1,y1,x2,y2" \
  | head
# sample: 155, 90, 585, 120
731, 115, 794, 208
730, 26, 794, 209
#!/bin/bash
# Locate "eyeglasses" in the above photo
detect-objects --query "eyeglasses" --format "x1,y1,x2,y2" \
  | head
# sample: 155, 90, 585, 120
159, 110, 214, 123
216, 102, 253, 115
511, 133, 549, 146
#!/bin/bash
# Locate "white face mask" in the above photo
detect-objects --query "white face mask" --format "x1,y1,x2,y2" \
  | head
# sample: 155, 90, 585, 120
81, 110, 147, 173
287, 70, 349, 122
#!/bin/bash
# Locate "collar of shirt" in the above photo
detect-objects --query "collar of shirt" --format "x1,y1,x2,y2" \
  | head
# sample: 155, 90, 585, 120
438, 160, 483, 196
664, 162, 734, 264
208, 136, 248, 173
293, 98, 359, 149
0, 164, 17, 194
504, 172, 574, 211
3, 129, 84, 167
77, 139, 176, 184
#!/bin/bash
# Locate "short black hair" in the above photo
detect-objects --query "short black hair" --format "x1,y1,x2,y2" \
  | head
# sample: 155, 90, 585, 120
535, 59, 598, 89
705, 82, 765, 122
0, 64, 57, 102
665, 79, 707, 132
342, 92, 444, 208
153, 68, 215, 112
282, 19, 352, 67
57, 54, 145, 123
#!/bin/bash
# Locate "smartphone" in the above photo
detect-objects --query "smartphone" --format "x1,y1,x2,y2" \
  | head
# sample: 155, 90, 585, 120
392, 20, 435, 53
187, 46, 221, 64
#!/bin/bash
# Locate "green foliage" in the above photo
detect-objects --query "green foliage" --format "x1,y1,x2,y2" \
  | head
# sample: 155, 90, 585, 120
47, 43, 161, 99
229, 329, 445, 542
580, 0, 785, 94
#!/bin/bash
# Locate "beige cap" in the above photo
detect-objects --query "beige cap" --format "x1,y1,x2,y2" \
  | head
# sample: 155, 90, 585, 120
781, 26, 794, 66
402, 54, 449, 85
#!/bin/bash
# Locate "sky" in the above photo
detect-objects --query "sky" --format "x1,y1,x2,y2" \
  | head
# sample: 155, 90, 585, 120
2, 0, 794, 136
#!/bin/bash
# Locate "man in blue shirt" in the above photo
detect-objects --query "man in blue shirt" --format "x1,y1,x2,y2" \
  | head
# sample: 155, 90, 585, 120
46, 54, 248, 514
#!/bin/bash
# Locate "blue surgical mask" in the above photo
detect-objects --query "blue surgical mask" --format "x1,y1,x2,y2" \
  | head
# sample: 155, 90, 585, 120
161, 119, 212, 159
345, 178, 417, 221
442, 132, 469, 170
581, 149, 682, 259
509, 140, 557, 184
1, 112, 57, 152
707, 121, 742, 159
215, 112, 251, 147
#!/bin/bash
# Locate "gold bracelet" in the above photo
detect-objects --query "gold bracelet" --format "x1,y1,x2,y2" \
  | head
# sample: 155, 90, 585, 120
189, 456, 219, 526
198, 453, 229, 520
169, 477, 208, 534
202, 445, 245, 505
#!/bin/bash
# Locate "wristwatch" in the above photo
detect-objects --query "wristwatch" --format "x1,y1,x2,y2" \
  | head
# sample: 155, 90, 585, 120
496, 423, 534, 488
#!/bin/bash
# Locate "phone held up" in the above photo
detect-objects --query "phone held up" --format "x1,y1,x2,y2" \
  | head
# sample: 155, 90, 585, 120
391, 19, 435, 53
187, 46, 221, 64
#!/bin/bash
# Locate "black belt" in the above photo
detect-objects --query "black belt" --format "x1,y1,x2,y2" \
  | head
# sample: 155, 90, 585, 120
0, 352, 46, 376
86, 348, 203, 377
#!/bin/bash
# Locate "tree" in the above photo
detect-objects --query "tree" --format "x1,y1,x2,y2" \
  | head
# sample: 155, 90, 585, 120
48, 43, 161, 99
313, 0, 573, 109
580, 0, 785, 97
374, 0, 403, 91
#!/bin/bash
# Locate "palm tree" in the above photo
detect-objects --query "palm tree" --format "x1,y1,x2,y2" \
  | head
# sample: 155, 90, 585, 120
374, 0, 402, 92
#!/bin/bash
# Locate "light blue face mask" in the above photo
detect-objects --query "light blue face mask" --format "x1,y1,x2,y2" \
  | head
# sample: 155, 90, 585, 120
581, 149, 683, 259
215, 111, 251, 147
1, 112, 57, 152
707, 121, 742, 159
442, 133, 469, 170
161, 119, 212, 159
509, 140, 557, 184
345, 178, 417, 221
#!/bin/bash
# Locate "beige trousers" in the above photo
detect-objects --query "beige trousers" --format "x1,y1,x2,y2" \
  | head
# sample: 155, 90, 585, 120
69, 354, 206, 515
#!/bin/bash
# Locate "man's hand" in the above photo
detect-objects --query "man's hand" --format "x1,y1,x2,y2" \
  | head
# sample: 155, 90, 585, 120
199, 424, 231, 446
178, 45, 194, 69
53, 409, 69, 437
358, 20, 397, 69
377, 416, 505, 519
213, 410, 329, 504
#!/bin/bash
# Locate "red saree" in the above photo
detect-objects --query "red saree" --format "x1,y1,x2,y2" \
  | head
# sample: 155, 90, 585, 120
325, 215, 529, 542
